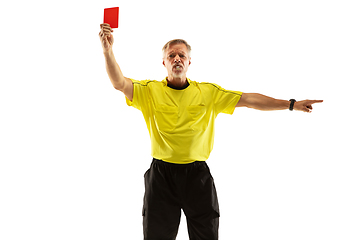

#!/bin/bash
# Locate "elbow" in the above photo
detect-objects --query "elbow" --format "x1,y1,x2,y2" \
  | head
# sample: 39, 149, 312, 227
113, 82, 125, 91
113, 85, 123, 91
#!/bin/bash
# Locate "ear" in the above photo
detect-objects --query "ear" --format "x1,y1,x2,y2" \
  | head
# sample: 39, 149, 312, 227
188, 58, 191, 66
162, 59, 165, 67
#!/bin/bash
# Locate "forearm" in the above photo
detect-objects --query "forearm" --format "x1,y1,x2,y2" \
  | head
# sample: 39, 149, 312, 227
104, 50, 126, 90
240, 93, 290, 111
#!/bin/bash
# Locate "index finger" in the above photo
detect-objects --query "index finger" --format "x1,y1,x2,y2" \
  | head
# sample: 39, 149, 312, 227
100, 23, 110, 28
310, 100, 324, 104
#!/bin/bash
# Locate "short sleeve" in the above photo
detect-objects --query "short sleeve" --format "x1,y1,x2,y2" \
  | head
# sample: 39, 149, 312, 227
125, 79, 150, 112
212, 84, 242, 115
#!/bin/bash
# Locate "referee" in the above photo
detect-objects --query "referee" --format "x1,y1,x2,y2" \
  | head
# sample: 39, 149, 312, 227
99, 23, 323, 240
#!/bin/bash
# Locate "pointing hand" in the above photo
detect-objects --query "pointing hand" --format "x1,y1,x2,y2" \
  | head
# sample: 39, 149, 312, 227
294, 100, 323, 113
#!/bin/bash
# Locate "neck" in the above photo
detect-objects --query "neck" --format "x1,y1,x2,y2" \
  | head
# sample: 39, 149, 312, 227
166, 76, 188, 89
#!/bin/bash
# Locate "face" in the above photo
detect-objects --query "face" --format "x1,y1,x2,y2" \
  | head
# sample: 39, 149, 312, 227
163, 43, 191, 79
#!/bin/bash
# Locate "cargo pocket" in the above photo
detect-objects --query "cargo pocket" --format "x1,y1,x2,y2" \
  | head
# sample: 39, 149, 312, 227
144, 168, 150, 178
213, 210, 220, 218
142, 207, 146, 217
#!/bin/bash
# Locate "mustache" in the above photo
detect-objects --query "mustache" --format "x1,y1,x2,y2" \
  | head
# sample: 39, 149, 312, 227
172, 63, 183, 67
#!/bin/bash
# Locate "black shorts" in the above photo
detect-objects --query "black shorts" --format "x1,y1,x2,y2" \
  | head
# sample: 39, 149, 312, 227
143, 158, 220, 240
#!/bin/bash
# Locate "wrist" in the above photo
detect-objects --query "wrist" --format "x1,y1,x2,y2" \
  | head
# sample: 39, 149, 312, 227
103, 48, 113, 56
289, 99, 296, 111
103, 50, 115, 61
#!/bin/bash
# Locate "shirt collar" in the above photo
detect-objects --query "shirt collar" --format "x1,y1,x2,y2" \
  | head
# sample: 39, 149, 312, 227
162, 77, 191, 89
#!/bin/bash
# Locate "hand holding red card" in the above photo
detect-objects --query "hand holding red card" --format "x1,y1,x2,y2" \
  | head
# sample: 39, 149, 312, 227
104, 7, 119, 28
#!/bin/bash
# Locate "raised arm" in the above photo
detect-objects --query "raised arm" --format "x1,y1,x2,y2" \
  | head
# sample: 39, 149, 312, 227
236, 93, 323, 113
99, 23, 133, 101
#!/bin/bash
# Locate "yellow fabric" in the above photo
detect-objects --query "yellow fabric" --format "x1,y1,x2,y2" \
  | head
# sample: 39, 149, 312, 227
126, 78, 242, 164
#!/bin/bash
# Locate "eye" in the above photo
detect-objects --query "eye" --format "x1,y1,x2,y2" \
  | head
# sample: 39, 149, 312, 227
180, 54, 185, 58
169, 54, 174, 58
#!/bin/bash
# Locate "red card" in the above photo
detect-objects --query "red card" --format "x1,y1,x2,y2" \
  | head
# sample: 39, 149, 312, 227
104, 7, 119, 28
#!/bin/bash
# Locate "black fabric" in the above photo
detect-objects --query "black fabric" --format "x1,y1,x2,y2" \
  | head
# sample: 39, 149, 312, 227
143, 158, 220, 240
166, 79, 190, 90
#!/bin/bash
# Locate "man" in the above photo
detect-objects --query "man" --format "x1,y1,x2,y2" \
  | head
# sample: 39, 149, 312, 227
99, 23, 323, 240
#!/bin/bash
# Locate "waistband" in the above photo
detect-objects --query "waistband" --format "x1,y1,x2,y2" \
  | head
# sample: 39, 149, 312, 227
152, 158, 207, 168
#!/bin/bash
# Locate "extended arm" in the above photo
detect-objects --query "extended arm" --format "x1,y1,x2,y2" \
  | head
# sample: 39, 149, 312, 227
236, 93, 323, 113
99, 24, 133, 101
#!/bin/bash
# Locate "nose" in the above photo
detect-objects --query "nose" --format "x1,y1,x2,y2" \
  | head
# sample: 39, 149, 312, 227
174, 55, 181, 63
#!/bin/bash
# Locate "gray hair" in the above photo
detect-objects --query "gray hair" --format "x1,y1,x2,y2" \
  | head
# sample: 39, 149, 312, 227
162, 39, 192, 58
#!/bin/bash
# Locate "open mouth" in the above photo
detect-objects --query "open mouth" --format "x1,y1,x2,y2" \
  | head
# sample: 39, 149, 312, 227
173, 64, 183, 70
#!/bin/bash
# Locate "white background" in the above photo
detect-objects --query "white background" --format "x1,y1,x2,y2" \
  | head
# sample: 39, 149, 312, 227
1, 0, 359, 239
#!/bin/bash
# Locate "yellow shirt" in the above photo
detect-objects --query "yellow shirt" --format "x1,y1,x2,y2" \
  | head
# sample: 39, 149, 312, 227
126, 78, 242, 164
